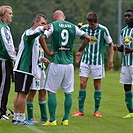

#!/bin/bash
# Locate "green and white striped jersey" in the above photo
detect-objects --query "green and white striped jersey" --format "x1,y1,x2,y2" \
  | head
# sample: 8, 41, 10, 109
32, 36, 46, 77
0, 21, 16, 61
120, 26, 133, 66
44, 20, 86, 64
14, 26, 44, 75
80, 24, 112, 65
38, 44, 46, 70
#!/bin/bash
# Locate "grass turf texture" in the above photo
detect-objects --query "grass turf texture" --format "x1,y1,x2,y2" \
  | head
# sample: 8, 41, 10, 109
0, 70, 133, 133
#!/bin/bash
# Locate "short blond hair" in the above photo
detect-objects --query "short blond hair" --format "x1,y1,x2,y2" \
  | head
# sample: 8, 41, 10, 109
0, 5, 12, 18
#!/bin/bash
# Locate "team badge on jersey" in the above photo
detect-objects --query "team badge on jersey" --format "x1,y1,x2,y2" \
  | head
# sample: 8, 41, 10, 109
124, 36, 132, 43
89, 36, 97, 45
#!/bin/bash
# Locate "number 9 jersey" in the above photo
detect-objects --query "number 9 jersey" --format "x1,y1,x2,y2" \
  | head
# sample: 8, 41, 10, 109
44, 20, 86, 64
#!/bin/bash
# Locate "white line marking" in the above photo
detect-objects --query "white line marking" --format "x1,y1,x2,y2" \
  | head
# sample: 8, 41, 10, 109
26, 125, 46, 133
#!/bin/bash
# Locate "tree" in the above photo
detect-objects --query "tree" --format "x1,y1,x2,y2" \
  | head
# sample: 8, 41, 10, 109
0, 0, 133, 49
113, 51, 121, 71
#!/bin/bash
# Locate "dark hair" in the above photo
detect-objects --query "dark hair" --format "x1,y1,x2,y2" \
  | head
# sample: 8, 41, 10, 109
32, 14, 47, 26
125, 9, 133, 14
86, 12, 98, 22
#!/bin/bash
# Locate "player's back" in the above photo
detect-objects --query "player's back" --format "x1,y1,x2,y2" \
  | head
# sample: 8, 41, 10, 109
51, 20, 76, 48
50, 20, 76, 64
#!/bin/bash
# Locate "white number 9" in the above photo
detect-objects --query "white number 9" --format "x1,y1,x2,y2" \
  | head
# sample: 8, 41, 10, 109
61, 29, 69, 46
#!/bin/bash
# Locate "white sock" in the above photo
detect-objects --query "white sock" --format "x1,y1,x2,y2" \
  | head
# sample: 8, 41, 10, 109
13, 113, 18, 120
19, 113, 25, 122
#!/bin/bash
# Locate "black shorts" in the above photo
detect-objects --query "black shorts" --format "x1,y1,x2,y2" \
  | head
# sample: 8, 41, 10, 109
14, 72, 34, 94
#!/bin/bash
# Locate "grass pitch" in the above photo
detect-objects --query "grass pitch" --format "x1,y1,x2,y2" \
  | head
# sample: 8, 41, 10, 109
0, 70, 133, 133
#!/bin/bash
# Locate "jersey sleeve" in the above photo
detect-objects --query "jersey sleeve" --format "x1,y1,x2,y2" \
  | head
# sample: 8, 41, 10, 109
119, 30, 124, 46
104, 27, 113, 45
25, 26, 44, 40
43, 24, 54, 38
75, 25, 86, 38
1, 27, 16, 61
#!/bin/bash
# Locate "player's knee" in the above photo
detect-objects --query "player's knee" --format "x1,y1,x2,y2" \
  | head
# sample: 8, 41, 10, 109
80, 81, 87, 88
94, 84, 101, 89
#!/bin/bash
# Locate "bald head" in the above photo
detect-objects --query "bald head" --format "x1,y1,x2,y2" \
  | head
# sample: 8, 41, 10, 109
53, 10, 66, 21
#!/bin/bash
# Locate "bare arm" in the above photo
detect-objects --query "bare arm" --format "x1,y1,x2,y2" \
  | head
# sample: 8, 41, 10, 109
108, 42, 114, 70
113, 45, 124, 52
76, 35, 90, 63
39, 35, 57, 56
39, 57, 50, 63
125, 47, 133, 54
78, 36, 90, 52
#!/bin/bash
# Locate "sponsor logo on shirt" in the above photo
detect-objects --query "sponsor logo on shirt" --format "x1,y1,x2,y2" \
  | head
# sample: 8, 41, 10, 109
89, 36, 97, 45
59, 24, 72, 28
58, 46, 70, 51
124, 36, 132, 43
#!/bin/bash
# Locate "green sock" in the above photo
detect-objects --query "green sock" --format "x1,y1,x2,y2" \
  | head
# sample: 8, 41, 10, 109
94, 89, 101, 112
62, 93, 72, 121
78, 90, 86, 113
39, 100, 48, 121
26, 101, 33, 120
48, 93, 56, 122
125, 91, 133, 113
